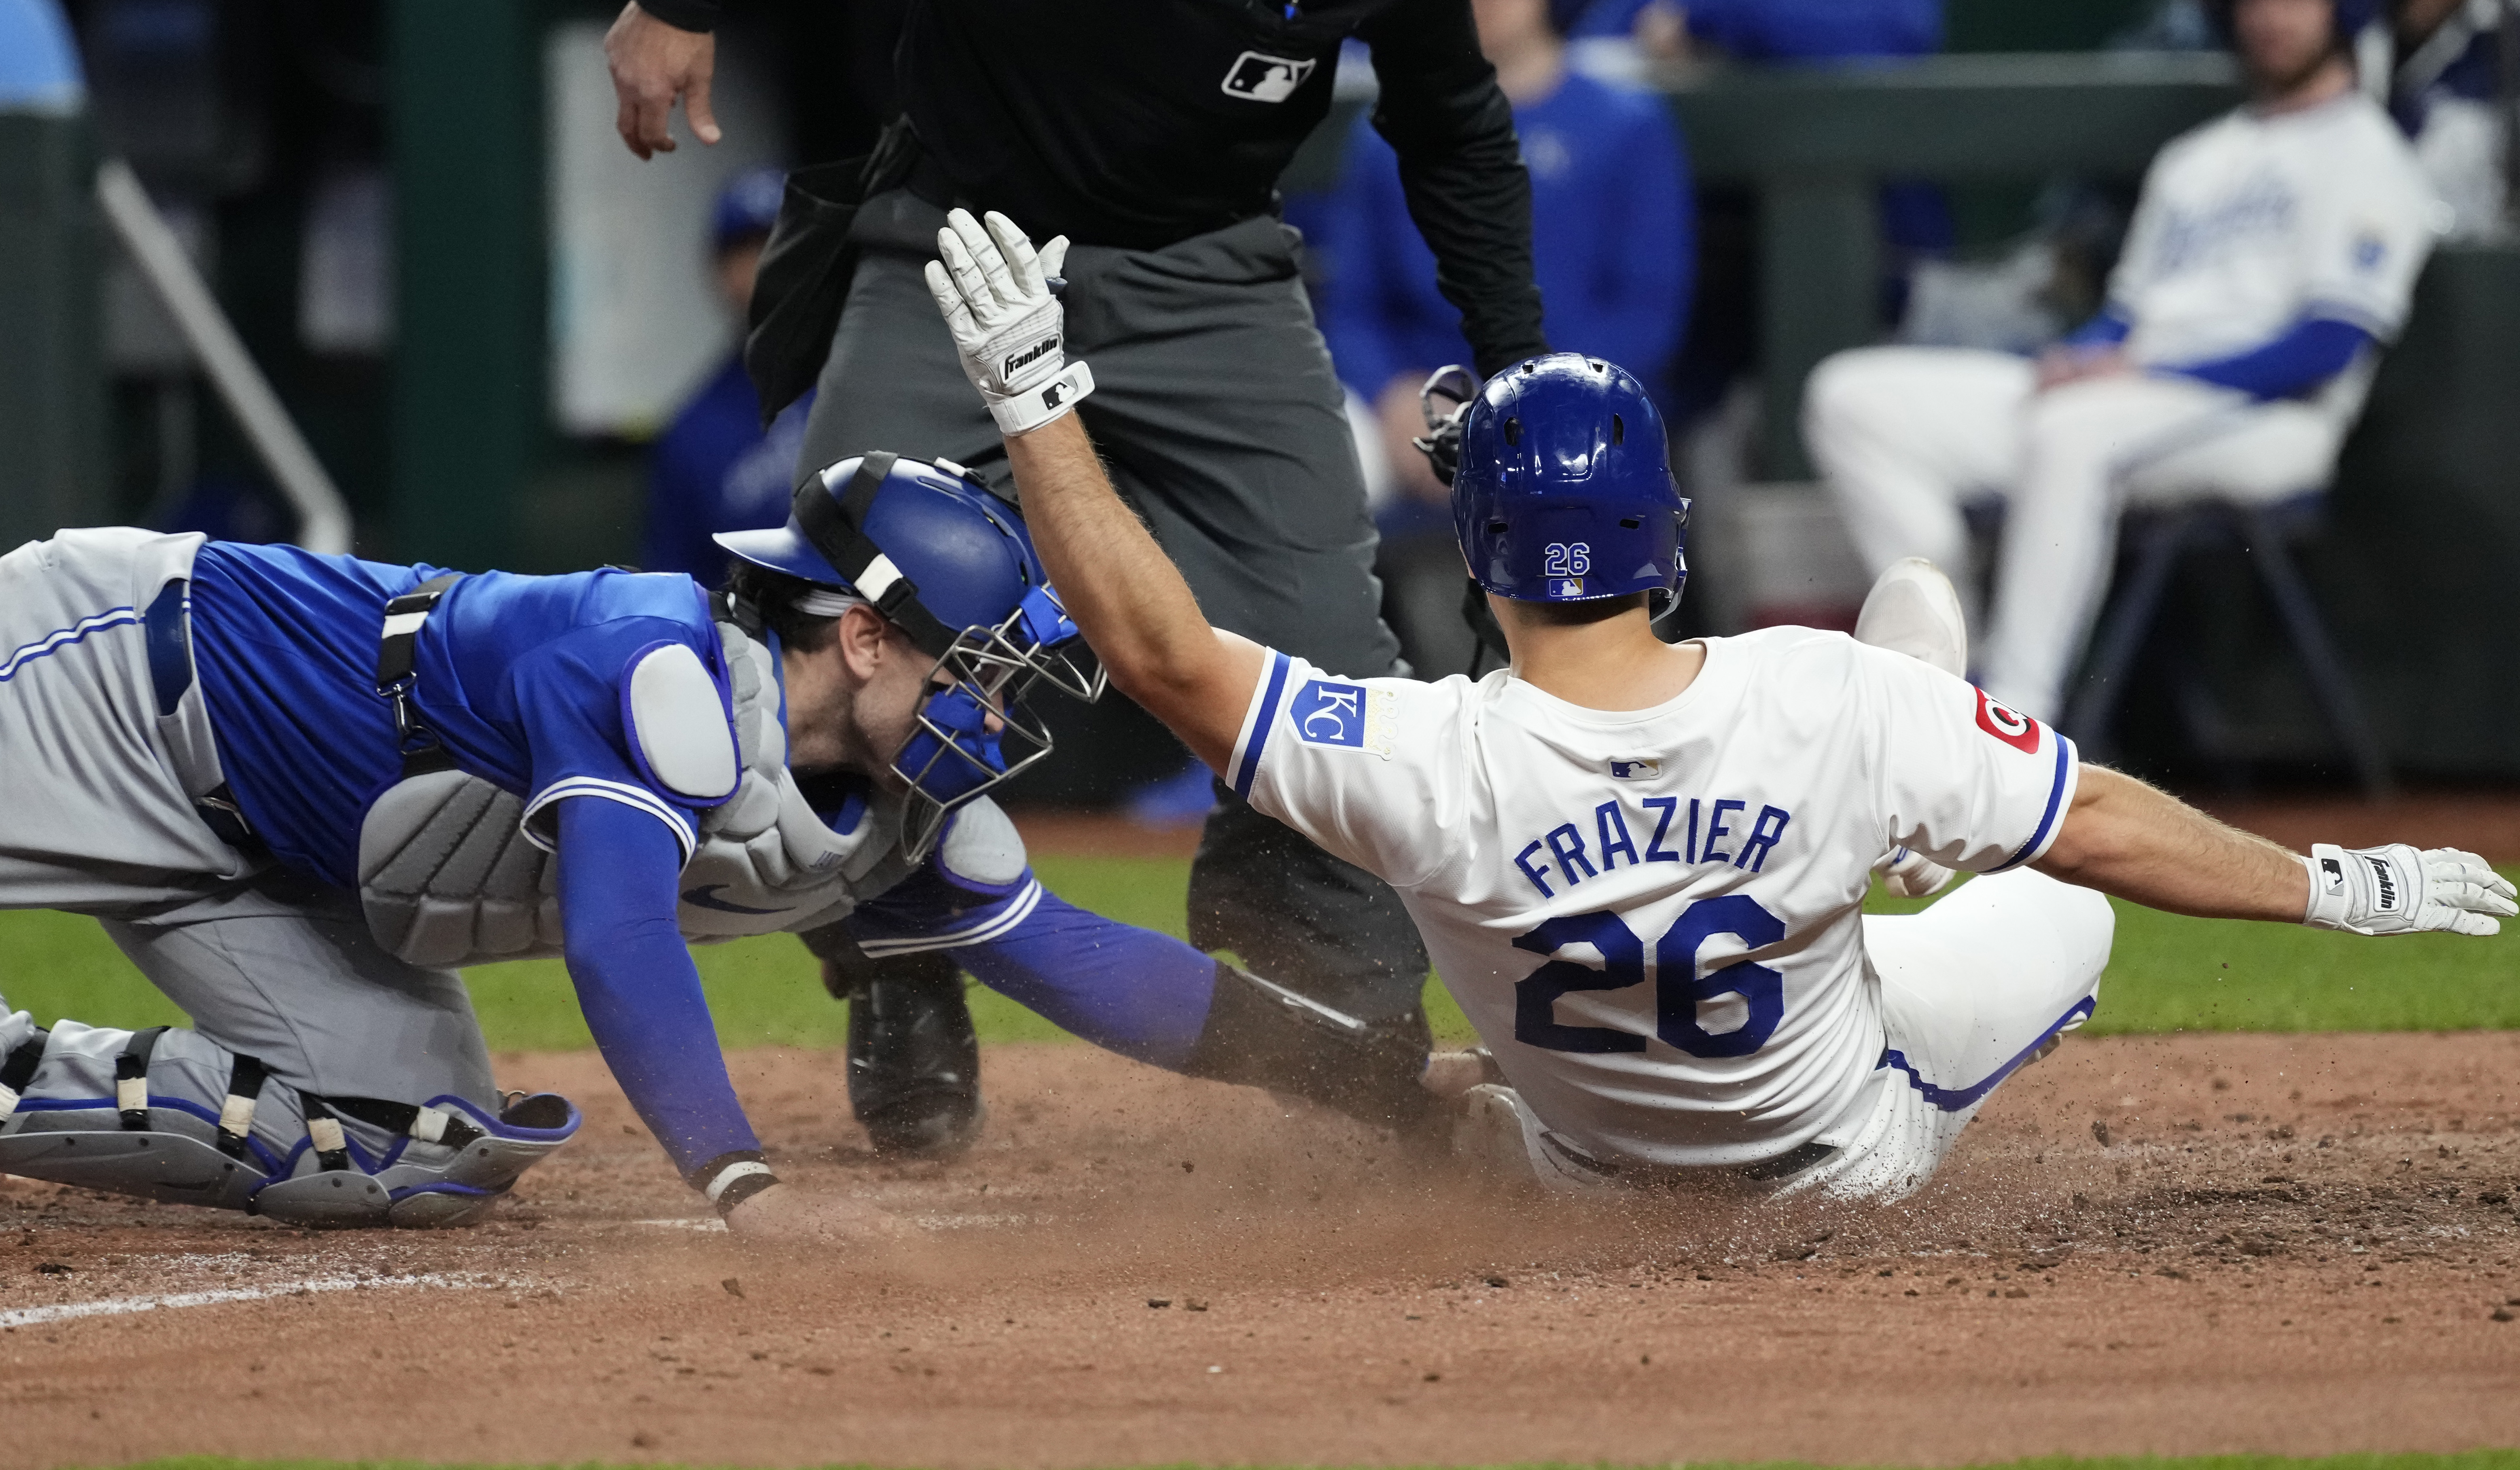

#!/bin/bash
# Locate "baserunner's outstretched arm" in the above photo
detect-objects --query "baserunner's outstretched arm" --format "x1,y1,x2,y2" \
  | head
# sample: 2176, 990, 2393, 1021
2037, 764, 2512, 935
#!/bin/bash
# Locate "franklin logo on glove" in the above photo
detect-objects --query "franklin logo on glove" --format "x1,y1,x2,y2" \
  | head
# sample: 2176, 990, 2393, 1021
1003, 335, 1062, 379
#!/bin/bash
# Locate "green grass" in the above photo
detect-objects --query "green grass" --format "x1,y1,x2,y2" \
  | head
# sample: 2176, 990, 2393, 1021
84, 1450, 2520, 1470
6, 860, 2516, 1052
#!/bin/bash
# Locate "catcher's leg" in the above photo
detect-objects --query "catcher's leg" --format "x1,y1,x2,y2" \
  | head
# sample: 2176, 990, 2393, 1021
0, 883, 581, 1226
1183, 787, 1437, 1136
0, 1002, 575, 1225
814, 938, 983, 1159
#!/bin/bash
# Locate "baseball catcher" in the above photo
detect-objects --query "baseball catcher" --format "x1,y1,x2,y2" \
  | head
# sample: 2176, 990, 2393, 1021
0, 462, 1424, 1233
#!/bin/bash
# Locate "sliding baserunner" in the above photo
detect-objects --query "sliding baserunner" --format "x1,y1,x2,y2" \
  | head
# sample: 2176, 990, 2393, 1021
922, 207, 2512, 1198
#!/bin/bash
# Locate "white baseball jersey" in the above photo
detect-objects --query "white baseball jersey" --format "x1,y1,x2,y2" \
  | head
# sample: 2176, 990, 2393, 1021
2113, 93, 2437, 381
1229, 627, 2080, 1168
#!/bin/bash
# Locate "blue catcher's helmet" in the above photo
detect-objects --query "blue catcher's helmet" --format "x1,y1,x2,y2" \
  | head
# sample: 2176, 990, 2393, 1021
716, 452, 1102, 858
1452, 353, 1689, 611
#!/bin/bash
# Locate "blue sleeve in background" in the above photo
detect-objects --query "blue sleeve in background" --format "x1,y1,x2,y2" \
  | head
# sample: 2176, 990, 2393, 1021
1318, 121, 1423, 400
1584, 94, 1695, 383
847, 865, 1219, 1072
2063, 305, 2135, 351
1681, 0, 1942, 59
2161, 316, 2372, 401
556, 797, 760, 1177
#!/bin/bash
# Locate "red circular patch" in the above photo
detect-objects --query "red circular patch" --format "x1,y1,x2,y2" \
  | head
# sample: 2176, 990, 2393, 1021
1973, 687, 2043, 754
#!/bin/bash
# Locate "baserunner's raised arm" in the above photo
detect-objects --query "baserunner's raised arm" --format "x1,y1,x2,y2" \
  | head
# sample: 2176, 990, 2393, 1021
922, 207, 1264, 774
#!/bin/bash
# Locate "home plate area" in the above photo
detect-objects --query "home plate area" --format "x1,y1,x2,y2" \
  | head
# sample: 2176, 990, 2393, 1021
0, 1036, 2516, 1470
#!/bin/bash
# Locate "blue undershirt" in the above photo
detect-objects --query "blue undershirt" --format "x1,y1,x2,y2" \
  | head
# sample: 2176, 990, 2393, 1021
558, 799, 760, 1171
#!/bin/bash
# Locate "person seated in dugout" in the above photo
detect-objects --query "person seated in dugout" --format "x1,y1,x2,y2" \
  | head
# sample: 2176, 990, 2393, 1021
1802, 0, 2438, 726
0, 470, 1437, 1237
919, 206, 2511, 1202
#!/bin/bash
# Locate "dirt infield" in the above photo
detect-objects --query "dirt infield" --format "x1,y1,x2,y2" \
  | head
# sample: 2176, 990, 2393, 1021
2, 1034, 2517, 1470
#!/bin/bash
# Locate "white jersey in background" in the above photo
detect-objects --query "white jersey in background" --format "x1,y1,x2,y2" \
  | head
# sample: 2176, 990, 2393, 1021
2111, 91, 2437, 409
1229, 626, 2093, 1182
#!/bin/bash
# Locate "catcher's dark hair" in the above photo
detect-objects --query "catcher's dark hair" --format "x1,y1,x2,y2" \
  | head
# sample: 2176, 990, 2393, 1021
724, 560, 848, 654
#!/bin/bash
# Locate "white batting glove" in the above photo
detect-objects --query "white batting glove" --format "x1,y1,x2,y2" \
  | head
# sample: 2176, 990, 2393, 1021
2301, 843, 2516, 936
923, 208, 1094, 435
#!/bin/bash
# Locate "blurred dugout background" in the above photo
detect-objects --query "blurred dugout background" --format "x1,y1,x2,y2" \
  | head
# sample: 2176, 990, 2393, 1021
2, 0, 2518, 799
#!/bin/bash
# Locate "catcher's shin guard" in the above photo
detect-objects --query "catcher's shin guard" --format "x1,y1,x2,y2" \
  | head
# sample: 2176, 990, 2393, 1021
0, 1019, 276, 1212
0, 1004, 576, 1226
252, 1092, 580, 1227
1178, 964, 1437, 1135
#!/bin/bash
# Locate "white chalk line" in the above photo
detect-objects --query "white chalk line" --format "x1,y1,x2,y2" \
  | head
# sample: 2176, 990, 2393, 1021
0, 1271, 509, 1330
628, 1211, 1046, 1233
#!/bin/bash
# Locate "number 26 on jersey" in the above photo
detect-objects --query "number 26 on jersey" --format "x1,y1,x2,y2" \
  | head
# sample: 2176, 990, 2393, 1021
1512, 896, 1786, 1059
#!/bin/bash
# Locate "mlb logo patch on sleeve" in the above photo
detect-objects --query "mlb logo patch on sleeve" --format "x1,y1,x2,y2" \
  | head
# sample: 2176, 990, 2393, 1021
1973, 686, 2043, 754
1291, 679, 1395, 757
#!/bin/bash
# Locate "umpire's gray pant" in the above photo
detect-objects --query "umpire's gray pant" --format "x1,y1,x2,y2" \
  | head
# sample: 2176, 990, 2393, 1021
0, 528, 497, 1173
799, 192, 1432, 1024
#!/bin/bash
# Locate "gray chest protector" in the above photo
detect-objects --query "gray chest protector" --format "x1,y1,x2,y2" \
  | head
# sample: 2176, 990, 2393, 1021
355, 616, 922, 970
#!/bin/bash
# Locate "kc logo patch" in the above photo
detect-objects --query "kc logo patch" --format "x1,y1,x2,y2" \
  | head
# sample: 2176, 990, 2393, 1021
1294, 680, 1365, 747
1221, 51, 1316, 103
1973, 687, 2043, 754
1291, 679, 1395, 758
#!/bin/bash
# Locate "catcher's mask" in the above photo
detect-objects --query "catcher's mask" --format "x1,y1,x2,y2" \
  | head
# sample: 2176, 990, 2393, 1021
716, 451, 1104, 859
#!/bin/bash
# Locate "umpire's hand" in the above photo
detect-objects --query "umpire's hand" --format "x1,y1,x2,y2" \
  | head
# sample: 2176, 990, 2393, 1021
605, 2, 720, 160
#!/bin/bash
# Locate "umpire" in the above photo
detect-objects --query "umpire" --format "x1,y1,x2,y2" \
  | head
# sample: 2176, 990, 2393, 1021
605, 0, 1549, 1155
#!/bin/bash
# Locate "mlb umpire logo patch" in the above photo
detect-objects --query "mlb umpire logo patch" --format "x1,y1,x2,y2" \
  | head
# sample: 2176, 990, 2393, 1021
1221, 51, 1316, 103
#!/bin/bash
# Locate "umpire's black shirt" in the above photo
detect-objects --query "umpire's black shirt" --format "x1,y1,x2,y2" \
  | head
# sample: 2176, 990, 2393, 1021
638, 0, 1549, 377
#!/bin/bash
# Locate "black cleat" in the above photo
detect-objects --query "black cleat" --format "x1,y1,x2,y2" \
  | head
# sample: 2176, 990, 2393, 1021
841, 952, 984, 1159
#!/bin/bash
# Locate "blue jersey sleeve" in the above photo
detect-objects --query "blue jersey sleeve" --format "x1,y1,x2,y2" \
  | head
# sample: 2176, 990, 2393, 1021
556, 796, 761, 1178
2062, 305, 2134, 351
1585, 93, 1693, 381
506, 616, 728, 864
846, 862, 1219, 1070
1320, 118, 1426, 400
2158, 314, 2372, 401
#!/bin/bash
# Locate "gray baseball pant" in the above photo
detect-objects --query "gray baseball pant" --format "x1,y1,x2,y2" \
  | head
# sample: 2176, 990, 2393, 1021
798, 191, 1433, 1024
0, 528, 504, 1207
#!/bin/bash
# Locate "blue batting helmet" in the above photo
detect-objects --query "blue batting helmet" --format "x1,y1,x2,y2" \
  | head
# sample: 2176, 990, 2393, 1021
1452, 354, 1689, 609
716, 453, 1101, 857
